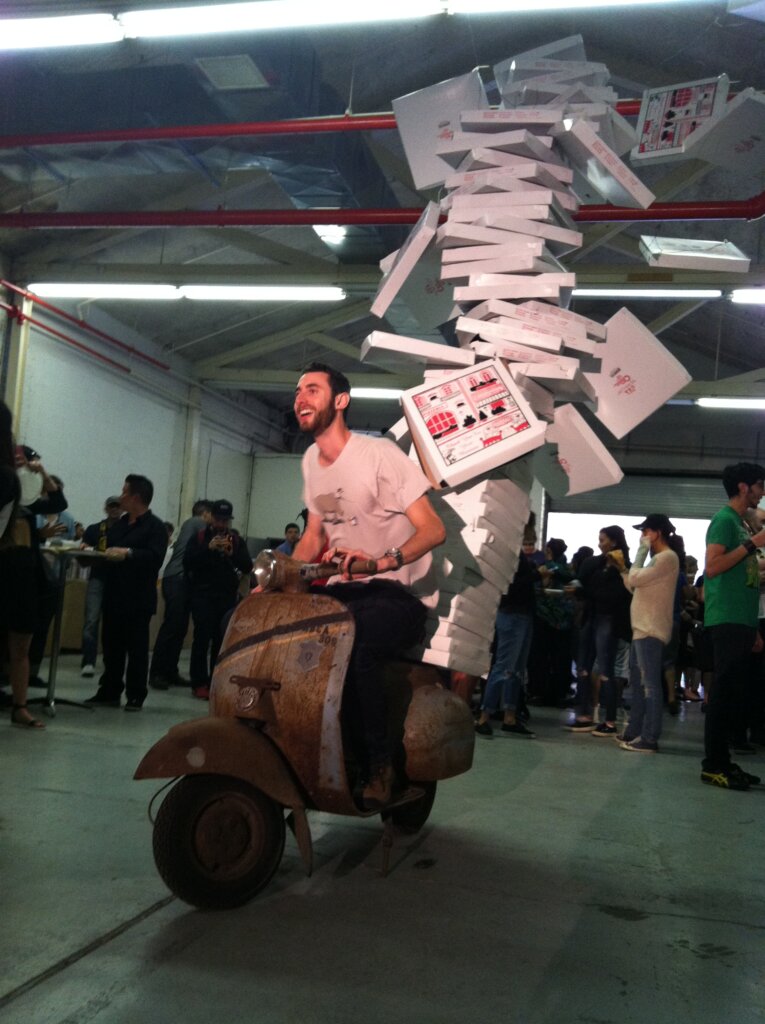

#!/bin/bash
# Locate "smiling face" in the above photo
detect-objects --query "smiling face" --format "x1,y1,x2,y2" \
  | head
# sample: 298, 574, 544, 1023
294, 371, 346, 436
598, 531, 614, 554
744, 480, 765, 510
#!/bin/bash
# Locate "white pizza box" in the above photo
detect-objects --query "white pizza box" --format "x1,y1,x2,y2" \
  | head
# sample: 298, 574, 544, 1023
392, 69, 488, 190
416, 643, 493, 677
631, 74, 730, 164
675, 88, 765, 175
437, 130, 557, 168
585, 105, 636, 157
401, 359, 547, 488
444, 161, 573, 191
439, 553, 508, 595
434, 585, 502, 627
478, 213, 582, 255
467, 192, 577, 231
457, 315, 563, 354
497, 57, 605, 89
440, 526, 519, 575
531, 402, 623, 498
511, 372, 555, 422
585, 307, 692, 439
441, 239, 546, 264
511, 81, 616, 109
448, 203, 554, 225
370, 202, 440, 318
638, 235, 750, 273
511, 361, 596, 403
442, 148, 572, 185
519, 300, 606, 341
460, 108, 565, 134
438, 471, 531, 513
454, 273, 576, 304
426, 601, 492, 638
502, 68, 611, 99
361, 331, 475, 372
552, 117, 655, 210
437, 221, 551, 250
384, 416, 412, 452
442, 255, 565, 285
493, 36, 587, 97
447, 186, 577, 214
466, 299, 596, 356
425, 622, 493, 655
435, 564, 503, 606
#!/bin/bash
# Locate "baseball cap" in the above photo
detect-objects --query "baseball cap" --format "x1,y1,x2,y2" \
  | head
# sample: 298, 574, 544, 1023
633, 514, 675, 534
212, 499, 234, 519
105, 495, 121, 507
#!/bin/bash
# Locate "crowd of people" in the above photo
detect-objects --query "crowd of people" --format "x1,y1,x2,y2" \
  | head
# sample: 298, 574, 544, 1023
2, 382, 765, 793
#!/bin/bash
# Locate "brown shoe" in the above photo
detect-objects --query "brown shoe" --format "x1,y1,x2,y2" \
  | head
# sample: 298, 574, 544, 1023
362, 764, 394, 810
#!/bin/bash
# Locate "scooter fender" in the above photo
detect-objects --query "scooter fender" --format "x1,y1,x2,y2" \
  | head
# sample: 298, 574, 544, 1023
135, 717, 314, 874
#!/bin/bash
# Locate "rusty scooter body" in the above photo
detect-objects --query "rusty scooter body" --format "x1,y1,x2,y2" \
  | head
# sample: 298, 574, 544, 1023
135, 551, 475, 909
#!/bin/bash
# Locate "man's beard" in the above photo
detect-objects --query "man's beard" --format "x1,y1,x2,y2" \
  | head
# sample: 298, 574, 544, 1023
298, 403, 335, 436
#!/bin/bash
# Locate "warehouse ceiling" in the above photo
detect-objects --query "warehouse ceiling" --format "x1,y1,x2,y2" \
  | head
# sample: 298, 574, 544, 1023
1, 0, 765, 448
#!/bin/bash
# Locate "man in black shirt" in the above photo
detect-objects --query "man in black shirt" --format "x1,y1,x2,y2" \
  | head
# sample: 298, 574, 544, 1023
79, 495, 123, 677
84, 474, 167, 711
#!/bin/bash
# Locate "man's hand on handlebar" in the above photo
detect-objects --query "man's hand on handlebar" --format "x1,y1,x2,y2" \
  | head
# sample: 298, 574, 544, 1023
323, 546, 380, 580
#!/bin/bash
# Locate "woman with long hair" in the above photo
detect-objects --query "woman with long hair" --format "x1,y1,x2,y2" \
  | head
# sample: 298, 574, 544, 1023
567, 525, 632, 735
0, 400, 45, 728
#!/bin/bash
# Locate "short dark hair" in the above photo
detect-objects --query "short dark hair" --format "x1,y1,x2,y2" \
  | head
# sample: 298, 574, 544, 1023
722, 462, 765, 498
192, 499, 213, 516
284, 522, 299, 532
600, 525, 631, 568
124, 474, 153, 506
301, 361, 351, 420
546, 538, 567, 563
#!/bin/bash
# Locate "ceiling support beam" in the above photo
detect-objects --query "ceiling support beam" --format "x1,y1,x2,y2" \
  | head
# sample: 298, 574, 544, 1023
201, 369, 417, 390
648, 300, 708, 336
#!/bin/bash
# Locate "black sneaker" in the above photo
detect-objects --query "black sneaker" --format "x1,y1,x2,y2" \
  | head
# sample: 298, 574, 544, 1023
124, 698, 143, 712
564, 719, 596, 733
148, 675, 171, 691
730, 763, 761, 786
592, 723, 617, 737
84, 691, 121, 708
500, 722, 536, 738
700, 767, 750, 790
475, 721, 494, 739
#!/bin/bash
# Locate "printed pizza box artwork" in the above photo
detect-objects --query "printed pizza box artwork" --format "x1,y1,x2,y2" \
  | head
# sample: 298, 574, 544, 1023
402, 360, 546, 488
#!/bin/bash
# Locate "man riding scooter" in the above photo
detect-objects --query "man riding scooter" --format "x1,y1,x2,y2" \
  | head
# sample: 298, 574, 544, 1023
292, 362, 446, 809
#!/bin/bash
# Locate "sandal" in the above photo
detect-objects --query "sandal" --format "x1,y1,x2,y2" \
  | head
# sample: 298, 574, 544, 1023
11, 704, 45, 730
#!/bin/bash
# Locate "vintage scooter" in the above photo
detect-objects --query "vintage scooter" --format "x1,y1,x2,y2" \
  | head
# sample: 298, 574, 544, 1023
135, 550, 475, 910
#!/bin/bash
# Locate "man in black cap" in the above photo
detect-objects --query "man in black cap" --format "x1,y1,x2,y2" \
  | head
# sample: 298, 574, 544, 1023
615, 514, 680, 754
79, 495, 124, 677
183, 499, 252, 699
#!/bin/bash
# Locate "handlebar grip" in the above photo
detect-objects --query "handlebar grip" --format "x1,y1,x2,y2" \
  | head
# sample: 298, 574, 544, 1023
299, 557, 378, 580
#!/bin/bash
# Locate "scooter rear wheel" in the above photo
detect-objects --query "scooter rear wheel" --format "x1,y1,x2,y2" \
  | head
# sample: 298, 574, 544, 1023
382, 781, 437, 834
153, 774, 285, 909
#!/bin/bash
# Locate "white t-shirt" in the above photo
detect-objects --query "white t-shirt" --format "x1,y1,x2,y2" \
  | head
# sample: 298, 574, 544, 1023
302, 433, 438, 607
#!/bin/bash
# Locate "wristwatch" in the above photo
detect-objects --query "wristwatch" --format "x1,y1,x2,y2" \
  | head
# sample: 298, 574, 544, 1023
384, 547, 404, 569
743, 538, 757, 555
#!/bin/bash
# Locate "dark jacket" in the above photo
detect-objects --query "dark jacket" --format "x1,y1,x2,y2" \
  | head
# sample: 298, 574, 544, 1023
103, 510, 168, 613
577, 553, 632, 640
184, 525, 252, 595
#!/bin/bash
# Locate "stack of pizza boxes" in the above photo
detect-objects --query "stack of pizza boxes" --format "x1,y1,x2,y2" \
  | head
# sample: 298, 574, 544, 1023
363, 35, 692, 677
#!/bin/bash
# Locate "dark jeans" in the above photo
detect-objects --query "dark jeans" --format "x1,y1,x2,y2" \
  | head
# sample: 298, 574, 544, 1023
528, 618, 573, 705
322, 580, 427, 773
704, 623, 757, 770
99, 605, 153, 703
189, 586, 238, 686
81, 576, 104, 667
29, 575, 59, 672
576, 611, 618, 719
150, 574, 190, 681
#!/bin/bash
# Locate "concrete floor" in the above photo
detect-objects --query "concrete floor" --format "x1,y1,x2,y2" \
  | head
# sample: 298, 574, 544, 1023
2, 656, 764, 1024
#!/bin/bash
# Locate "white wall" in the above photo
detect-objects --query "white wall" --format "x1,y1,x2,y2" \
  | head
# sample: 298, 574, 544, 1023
247, 454, 304, 539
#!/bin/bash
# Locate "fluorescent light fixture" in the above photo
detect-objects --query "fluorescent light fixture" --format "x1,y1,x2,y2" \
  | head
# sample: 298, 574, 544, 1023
119, 1, 441, 38
0, 13, 123, 50
28, 282, 180, 300
573, 288, 722, 300
697, 397, 765, 410
180, 285, 346, 301
350, 388, 403, 400
313, 224, 347, 246
731, 288, 765, 304
449, 0, 699, 10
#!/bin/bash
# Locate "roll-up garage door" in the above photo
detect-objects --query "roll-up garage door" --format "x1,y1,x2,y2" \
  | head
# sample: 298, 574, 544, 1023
548, 474, 725, 521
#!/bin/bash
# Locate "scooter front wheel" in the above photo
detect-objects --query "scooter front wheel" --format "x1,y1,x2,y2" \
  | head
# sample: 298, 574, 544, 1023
152, 774, 285, 910
382, 781, 437, 834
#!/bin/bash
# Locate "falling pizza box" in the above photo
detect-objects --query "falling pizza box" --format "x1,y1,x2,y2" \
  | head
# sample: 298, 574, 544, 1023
416, 643, 493, 677
519, 300, 606, 341
478, 213, 582, 257
425, 613, 491, 647
448, 186, 578, 214
437, 221, 550, 250
552, 118, 655, 210
401, 359, 547, 488
457, 316, 563, 355
426, 601, 492, 638
370, 202, 440, 319
497, 57, 606, 89
440, 526, 519, 577
460, 108, 565, 134
493, 36, 588, 95
631, 74, 730, 164
454, 273, 576, 305
510, 361, 596, 403
440, 254, 548, 283
444, 176, 578, 213
438, 472, 531, 518
444, 161, 574, 192
448, 203, 554, 225
438, 553, 508, 595
441, 239, 546, 264
361, 331, 475, 372
467, 299, 596, 356
437, 130, 557, 168
531, 402, 623, 498
392, 69, 488, 190
464, 190, 576, 230
435, 564, 503, 608
677, 88, 765, 175
585, 307, 692, 439
510, 81, 616, 109
638, 235, 750, 273
510, 371, 555, 422
456, 142, 559, 174
567, 104, 635, 157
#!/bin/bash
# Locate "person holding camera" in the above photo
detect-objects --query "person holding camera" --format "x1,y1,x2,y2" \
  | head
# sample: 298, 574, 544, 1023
183, 499, 252, 700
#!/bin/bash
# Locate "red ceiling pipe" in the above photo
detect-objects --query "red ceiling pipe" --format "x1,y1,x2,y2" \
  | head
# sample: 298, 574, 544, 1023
1, 193, 764, 229
0, 300, 131, 374
0, 102, 649, 151
1, 279, 170, 371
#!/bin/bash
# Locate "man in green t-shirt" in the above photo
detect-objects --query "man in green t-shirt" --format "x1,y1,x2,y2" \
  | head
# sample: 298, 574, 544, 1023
702, 462, 765, 790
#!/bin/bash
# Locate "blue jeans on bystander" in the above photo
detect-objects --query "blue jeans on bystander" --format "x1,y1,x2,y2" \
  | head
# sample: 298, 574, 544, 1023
481, 611, 533, 713
625, 636, 664, 745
